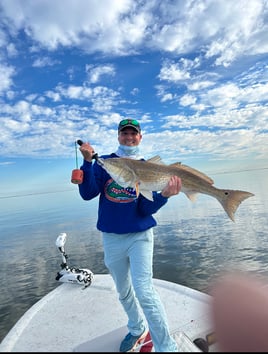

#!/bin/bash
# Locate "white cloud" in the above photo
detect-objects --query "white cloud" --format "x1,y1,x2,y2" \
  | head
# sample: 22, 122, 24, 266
0, 0, 265, 63
159, 59, 193, 82
86, 64, 115, 84
32, 56, 60, 67
0, 0, 267, 167
179, 94, 196, 107
0, 64, 15, 94
6, 43, 18, 57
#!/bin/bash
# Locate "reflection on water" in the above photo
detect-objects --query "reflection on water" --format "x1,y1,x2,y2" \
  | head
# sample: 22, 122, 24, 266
0, 169, 267, 343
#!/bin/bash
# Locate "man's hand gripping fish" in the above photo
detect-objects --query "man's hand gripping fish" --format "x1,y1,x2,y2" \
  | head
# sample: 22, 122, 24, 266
97, 155, 254, 222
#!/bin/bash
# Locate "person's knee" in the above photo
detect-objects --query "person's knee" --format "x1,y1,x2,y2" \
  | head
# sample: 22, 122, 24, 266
119, 285, 133, 302
135, 284, 155, 305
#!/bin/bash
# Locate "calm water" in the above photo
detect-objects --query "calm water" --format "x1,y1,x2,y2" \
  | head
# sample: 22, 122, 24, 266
0, 169, 268, 343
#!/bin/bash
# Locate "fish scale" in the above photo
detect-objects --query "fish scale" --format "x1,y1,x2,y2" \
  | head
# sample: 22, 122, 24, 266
97, 156, 254, 222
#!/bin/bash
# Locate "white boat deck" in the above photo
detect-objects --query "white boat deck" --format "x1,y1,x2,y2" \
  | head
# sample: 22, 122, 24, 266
0, 274, 215, 352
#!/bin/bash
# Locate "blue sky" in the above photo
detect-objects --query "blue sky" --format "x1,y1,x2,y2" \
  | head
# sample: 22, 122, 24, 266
0, 0, 268, 196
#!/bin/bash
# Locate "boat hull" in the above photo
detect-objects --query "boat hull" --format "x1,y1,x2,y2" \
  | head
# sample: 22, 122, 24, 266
0, 274, 214, 352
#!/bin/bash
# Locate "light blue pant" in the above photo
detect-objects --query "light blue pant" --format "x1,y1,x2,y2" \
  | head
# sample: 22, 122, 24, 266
102, 229, 178, 352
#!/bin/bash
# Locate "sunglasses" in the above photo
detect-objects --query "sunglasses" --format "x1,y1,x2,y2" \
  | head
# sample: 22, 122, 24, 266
119, 119, 140, 127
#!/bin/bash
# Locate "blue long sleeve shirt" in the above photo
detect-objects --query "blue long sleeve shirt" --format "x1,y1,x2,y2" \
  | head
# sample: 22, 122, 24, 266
78, 153, 169, 234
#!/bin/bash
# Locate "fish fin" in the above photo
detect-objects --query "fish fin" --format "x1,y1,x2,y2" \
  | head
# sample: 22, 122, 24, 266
140, 189, 154, 201
217, 189, 254, 222
135, 182, 139, 197
185, 191, 199, 202
147, 155, 165, 164
172, 163, 214, 185
170, 162, 181, 166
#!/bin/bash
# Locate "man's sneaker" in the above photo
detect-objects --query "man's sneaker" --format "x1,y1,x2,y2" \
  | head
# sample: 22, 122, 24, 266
120, 330, 148, 352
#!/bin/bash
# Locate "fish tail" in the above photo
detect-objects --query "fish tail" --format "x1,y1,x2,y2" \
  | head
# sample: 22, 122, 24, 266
217, 190, 254, 222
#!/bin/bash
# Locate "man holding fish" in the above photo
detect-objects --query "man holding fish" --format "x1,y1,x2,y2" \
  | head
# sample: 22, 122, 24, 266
78, 119, 181, 352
